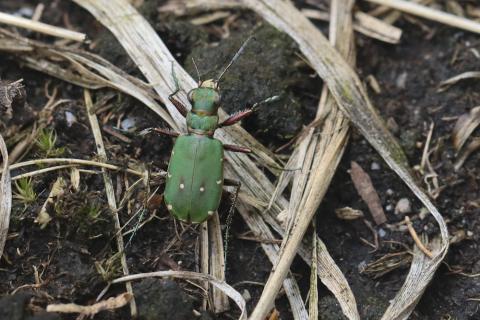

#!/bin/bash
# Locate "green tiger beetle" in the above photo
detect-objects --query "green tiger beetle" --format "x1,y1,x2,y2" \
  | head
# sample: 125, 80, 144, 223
145, 37, 277, 224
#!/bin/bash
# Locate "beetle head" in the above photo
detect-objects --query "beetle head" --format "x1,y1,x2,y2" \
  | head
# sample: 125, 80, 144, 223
187, 79, 220, 115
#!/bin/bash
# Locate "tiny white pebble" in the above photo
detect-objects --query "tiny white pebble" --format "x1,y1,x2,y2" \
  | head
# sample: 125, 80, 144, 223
200, 187, 205, 192
378, 228, 387, 238
394, 198, 411, 215
167, 204, 173, 210
371, 162, 381, 170
180, 183, 185, 189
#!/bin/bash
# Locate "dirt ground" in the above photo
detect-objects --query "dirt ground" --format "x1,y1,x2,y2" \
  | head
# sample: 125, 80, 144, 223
1, 0, 480, 319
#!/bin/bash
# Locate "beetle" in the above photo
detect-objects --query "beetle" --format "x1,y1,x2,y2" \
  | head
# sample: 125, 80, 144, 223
148, 37, 269, 223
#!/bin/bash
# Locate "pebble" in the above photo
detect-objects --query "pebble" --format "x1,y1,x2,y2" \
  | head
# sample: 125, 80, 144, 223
371, 162, 380, 170
121, 117, 136, 131
242, 289, 251, 302
395, 198, 411, 215
378, 228, 387, 238
65, 111, 77, 127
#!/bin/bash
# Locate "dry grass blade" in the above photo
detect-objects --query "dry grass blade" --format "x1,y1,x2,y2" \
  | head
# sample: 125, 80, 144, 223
0, 11, 86, 41
0, 133, 11, 258
350, 161, 387, 225
454, 137, 480, 171
381, 237, 443, 319
84, 90, 137, 317
237, 202, 309, 320
438, 71, 480, 92
207, 213, 230, 313
353, 11, 402, 44
242, 0, 448, 319
158, 0, 241, 15
452, 106, 480, 152
47, 292, 132, 315
250, 0, 358, 318
308, 227, 318, 320
110, 270, 247, 320
365, 0, 480, 34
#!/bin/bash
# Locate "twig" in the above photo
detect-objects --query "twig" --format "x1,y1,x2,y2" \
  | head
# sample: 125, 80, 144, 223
3, 158, 148, 177
0, 11, 86, 42
84, 90, 137, 317
405, 216, 433, 258
365, 0, 480, 34
11, 164, 78, 180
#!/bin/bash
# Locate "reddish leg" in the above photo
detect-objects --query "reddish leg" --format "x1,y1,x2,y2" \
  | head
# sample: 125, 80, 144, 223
219, 109, 253, 128
168, 94, 188, 117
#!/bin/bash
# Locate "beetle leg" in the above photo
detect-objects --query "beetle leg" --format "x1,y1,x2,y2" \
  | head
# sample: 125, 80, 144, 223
222, 179, 241, 263
140, 127, 180, 137
218, 109, 254, 127
223, 144, 251, 153
168, 95, 188, 118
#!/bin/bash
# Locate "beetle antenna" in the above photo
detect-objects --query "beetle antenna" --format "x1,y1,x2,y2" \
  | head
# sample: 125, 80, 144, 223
191, 57, 202, 84
216, 35, 255, 84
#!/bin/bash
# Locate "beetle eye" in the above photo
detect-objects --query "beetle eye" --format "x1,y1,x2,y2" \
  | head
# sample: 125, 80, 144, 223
187, 90, 194, 102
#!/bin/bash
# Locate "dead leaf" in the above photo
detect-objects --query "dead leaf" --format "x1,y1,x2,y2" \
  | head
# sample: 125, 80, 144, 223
350, 161, 386, 225
452, 106, 480, 152
438, 71, 480, 92
335, 207, 364, 220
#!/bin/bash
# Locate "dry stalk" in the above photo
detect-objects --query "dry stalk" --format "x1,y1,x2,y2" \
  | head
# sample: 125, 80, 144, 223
84, 90, 137, 317
0, 11, 86, 41
0, 133, 11, 258
365, 0, 480, 34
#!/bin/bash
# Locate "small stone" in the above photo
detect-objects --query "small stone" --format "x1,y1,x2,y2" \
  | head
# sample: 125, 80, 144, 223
394, 198, 411, 215
242, 289, 251, 302
121, 117, 136, 131
396, 71, 408, 89
378, 228, 387, 238
370, 162, 380, 170
386, 189, 394, 196
65, 111, 77, 127
385, 204, 393, 211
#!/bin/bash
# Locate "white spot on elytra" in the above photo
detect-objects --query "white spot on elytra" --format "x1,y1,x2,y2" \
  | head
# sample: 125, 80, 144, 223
200, 187, 205, 192
216, 180, 221, 185
167, 204, 173, 210
208, 211, 214, 216
180, 183, 185, 189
